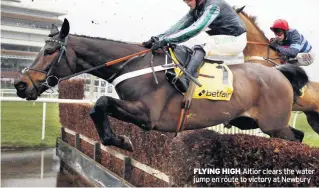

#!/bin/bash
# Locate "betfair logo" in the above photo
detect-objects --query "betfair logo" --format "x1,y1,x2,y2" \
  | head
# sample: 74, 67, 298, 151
198, 89, 231, 98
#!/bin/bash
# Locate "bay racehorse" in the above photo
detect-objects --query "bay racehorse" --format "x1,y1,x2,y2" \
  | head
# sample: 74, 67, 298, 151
236, 7, 319, 135
14, 19, 309, 151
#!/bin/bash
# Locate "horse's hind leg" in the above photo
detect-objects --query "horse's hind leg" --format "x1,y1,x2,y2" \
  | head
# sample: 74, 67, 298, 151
258, 114, 301, 142
290, 127, 304, 142
256, 98, 302, 142
305, 110, 319, 134
89, 96, 151, 152
263, 125, 304, 142
254, 82, 304, 142
268, 115, 305, 142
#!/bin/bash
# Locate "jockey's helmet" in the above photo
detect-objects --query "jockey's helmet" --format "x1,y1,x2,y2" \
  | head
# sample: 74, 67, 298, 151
270, 19, 290, 32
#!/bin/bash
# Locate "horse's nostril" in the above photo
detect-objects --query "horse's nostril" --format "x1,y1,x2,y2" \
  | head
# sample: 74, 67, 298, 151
14, 81, 27, 91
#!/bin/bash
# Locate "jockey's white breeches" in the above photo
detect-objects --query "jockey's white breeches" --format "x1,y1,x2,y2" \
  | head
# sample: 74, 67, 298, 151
180, 32, 247, 64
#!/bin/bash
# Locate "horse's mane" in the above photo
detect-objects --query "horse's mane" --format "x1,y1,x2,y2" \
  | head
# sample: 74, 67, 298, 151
71, 34, 139, 45
240, 10, 270, 41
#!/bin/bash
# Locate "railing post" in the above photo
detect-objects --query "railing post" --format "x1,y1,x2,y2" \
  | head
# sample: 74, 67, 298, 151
93, 142, 101, 163
75, 133, 81, 151
41, 102, 47, 141
61, 127, 66, 142
123, 157, 132, 181
90, 75, 96, 100
292, 111, 301, 128
98, 78, 102, 98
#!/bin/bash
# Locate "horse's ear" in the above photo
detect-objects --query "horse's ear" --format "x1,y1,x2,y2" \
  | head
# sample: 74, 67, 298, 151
236, 5, 246, 13
59, 18, 70, 39
49, 24, 59, 37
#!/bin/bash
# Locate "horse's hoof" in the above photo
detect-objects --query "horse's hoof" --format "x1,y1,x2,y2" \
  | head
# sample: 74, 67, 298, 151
118, 135, 134, 152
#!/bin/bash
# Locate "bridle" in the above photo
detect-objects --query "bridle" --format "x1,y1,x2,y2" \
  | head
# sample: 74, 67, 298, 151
20, 36, 69, 93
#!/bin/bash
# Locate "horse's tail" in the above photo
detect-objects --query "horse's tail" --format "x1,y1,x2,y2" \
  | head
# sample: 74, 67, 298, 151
276, 64, 309, 99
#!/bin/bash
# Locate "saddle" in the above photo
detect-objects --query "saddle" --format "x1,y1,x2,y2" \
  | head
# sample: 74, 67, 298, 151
169, 44, 234, 135
165, 44, 224, 91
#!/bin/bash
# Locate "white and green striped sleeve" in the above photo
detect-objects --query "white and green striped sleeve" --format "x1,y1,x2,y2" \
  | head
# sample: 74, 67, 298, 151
157, 10, 194, 40
164, 4, 220, 43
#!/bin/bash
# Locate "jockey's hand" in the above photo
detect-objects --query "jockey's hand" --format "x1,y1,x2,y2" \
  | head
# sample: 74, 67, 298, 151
269, 40, 280, 51
142, 37, 157, 49
269, 38, 276, 43
151, 40, 167, 51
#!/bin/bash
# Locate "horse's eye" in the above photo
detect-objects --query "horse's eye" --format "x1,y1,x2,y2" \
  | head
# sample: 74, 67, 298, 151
44, 49, 55, 55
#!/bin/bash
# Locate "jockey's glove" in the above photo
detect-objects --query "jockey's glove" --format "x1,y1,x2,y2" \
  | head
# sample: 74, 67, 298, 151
142, 37, 158, 49
269, 40, 280, 51
151, 39, 167, 51
269, 38, 276, 43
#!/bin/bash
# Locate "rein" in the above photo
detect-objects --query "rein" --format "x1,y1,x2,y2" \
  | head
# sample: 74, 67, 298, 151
22, 35, 152, 93
59, 49, 152, 82
105, 49, 151, 67
59, 43, 201, 88
246, 40, 282, 66
247, 41, 268, 45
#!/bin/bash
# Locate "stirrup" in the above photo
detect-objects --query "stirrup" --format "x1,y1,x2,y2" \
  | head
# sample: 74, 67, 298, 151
172, 75, 179, 84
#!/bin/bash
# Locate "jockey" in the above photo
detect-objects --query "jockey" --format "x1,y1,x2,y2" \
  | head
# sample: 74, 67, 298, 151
269, 19, 314, 65
142, 0, 247, 93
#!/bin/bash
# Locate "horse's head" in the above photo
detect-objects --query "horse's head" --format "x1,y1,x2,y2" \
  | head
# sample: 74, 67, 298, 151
14, 19, 73, 100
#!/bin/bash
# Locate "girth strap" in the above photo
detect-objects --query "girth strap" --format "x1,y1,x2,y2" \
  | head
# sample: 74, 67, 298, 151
111, 64, 176, 87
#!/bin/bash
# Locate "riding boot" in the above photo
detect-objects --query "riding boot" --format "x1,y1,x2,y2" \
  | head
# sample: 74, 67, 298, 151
175, 45, 206, 93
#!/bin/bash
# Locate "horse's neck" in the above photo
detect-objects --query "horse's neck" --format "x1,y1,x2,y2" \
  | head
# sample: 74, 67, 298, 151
70, 35, 146, 80
69, 35, 171, 100
243, 25, 270, 56
239, 14, 279, 64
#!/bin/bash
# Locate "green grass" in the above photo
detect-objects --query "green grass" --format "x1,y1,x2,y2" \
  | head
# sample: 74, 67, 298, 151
1, 102, 318, 148
1, 102, 61, 148
289, 112, 319, 147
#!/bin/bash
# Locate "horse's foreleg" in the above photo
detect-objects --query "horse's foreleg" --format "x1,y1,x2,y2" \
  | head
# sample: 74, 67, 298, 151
89, 96, 151, 152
